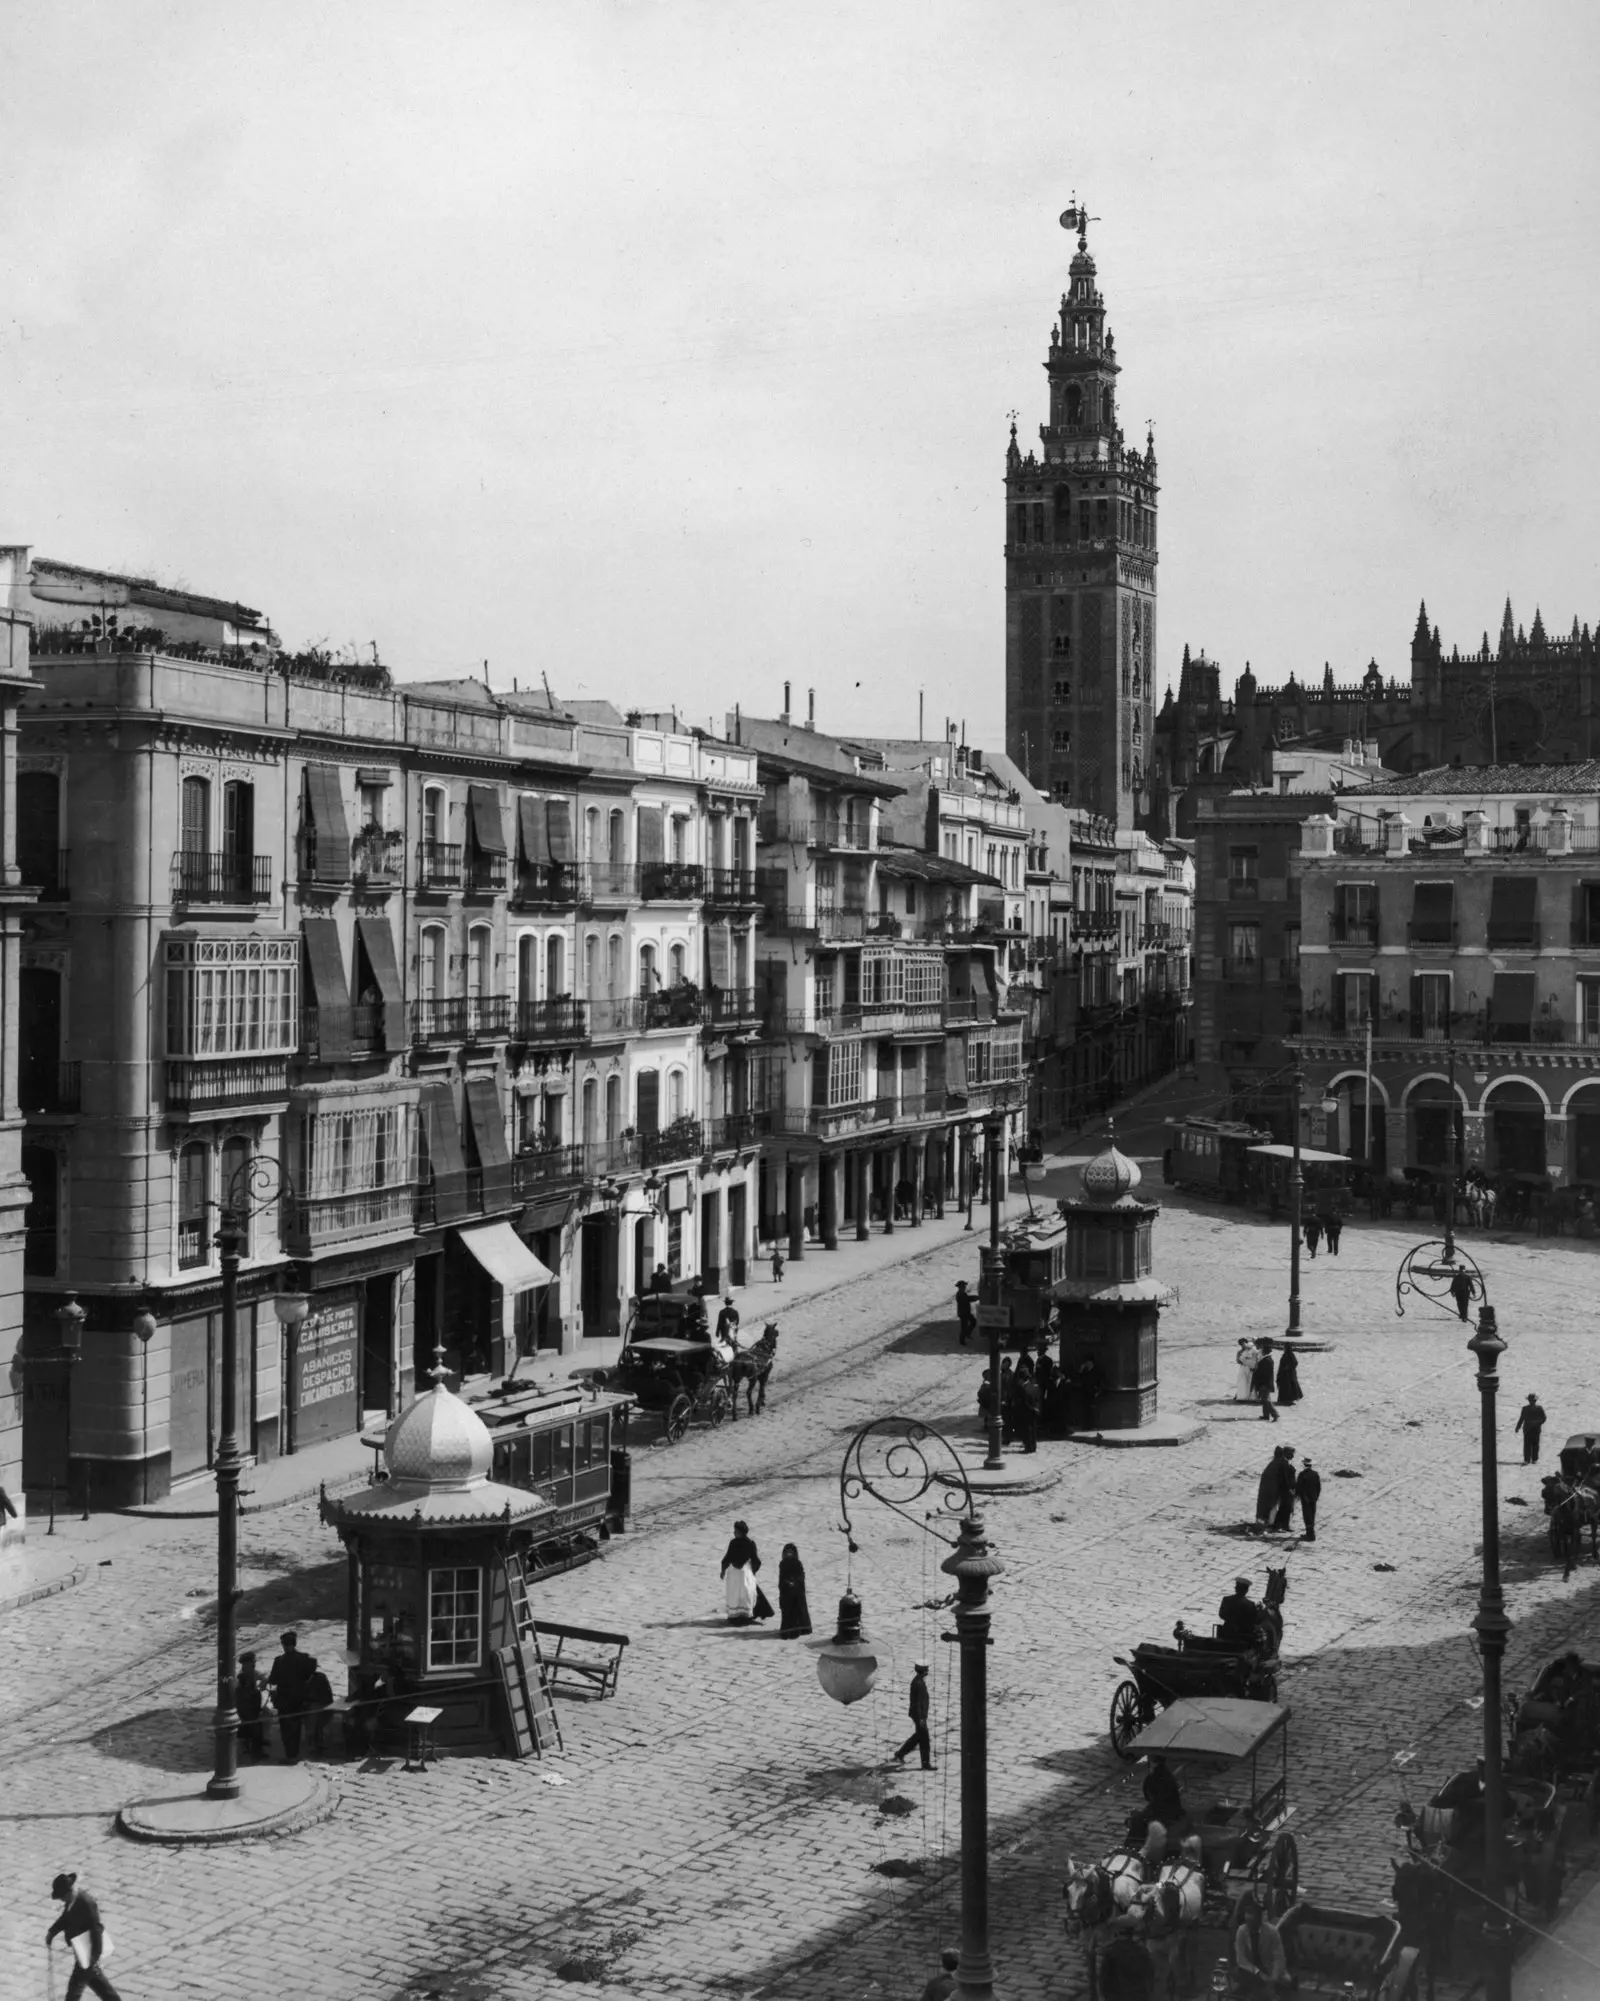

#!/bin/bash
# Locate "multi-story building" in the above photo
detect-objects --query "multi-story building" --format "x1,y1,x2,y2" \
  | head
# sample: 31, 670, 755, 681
1192, 789, 1332, 1130
732, 707, 1024, 1251
1004, 213, 1160, 823
0, 552, 36, 1535
1116, 829, 1193, 1080
12, 563, 760, 1501
1293, 763, 1600, 1183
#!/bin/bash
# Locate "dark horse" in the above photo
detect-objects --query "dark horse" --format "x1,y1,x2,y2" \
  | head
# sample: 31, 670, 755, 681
726, 1326, 779, 1418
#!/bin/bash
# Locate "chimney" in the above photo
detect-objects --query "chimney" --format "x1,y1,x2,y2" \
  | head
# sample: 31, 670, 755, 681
807, 687, 816, 729
782, 681, 791, 723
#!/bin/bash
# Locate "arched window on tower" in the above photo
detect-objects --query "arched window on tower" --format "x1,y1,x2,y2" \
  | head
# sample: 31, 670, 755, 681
1031, 503, 1046, 543
1011, 507, 1026, 546
1053, 484, 1071, 542
1065, 384, 1082, 425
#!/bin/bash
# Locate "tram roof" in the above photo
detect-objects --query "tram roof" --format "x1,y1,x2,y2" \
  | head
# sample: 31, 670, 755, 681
1246, 1144, 1351, 1165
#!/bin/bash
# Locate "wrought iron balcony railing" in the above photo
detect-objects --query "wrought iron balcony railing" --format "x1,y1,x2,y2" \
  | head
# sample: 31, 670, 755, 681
171, 852, 273, 903
513, 998, 589, 1043
640, 861, 705, 901
20, 1060, 80, 1114
512, 862, 581, 907
166, 1056, 289, 1108
410, 995, 513, 1043
302, 1003, 384, 1060
415, 840, 463, 890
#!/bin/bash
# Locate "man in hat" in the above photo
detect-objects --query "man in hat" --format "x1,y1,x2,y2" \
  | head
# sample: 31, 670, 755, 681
954, 1279, 975, 1346
715, 1294, 741, 1346
1516, 1394, 1547, 1465
267, 1629, 317, 1763
1296, 1456, 1322, 1542
1218, 1577, 1262, 1648
919, 1948, 961, 2001
1272, 1448, 1299, 1533
46, 1872, 121, 1999
893, 1663, 934, 1770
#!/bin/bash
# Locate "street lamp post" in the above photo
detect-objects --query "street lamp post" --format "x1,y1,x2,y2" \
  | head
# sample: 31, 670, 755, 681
1285, 1067, 1303, 1338
208, 1156, 308, 1802
1468, 1302, 1513, 2001
980, 1108, 1007, 1471
828, 1419, 1004, 2000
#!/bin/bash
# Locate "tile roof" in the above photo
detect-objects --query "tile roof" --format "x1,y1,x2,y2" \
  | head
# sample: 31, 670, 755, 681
1343, 761, 1600, 798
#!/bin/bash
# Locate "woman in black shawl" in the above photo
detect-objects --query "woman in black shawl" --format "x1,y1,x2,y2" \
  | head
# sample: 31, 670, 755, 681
777, 1542, 813, 1638
1274, 1344, 1302, 1407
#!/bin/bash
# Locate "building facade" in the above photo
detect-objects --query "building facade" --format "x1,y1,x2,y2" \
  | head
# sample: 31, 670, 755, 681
1004, 216, 1159, 823
1292, 764, 1600, 1181
0, 552, 36, 1530
14, 568, 761, 1502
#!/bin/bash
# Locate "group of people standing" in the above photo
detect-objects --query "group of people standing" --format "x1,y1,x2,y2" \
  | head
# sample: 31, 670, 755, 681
235, 1629, 336, 1763
1235, 1337, 1301, 1420
1301, 1208, 1345, 1257
1255, 1445, 1321, 1540
718, 1520, 813, 1637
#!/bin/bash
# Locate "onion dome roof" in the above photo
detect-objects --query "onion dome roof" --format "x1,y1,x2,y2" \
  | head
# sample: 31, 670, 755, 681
1081, 1122, 1141, 1205
385, 1381, 493, 1490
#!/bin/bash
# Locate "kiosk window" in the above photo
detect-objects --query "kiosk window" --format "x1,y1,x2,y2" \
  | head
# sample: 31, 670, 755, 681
428, 1566, 482, 1669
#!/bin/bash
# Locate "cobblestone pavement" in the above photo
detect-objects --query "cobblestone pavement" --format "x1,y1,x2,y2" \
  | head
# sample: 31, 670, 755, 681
7, 1167, 1600, 2001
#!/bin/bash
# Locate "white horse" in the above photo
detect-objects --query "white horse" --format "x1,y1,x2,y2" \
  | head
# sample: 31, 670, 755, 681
1062, 1846, 1149, 1931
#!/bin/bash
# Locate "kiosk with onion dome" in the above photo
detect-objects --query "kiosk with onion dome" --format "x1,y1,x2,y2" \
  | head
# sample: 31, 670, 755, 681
1050, 1126, 1176, 1429
321, 1370, 553, 1750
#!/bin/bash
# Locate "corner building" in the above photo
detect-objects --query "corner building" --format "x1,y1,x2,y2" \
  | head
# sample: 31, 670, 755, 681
1005, 216, 1159, 824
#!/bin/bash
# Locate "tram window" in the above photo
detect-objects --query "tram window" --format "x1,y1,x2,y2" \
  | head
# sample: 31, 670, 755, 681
574, 1423, 594, 1472
531, 1433, 556, 1485
555, 1425, 575, 1477
503, 1435, 530, 1485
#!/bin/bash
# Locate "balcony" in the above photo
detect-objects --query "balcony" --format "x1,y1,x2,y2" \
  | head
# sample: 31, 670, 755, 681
640, 1117, 705, 1168
1221, 956, 1262, 982
816, 905, 869, 941
704, 987, 764, 1031
810, 821, 876, 852
302, 1002, 384, 1060
513, 998, 589, 1044
20, 1060, 81, 1115
171, 852, 272, 904
166, 1056, 289, 1109
1140, 923, 1172, 948
512, 1144, 585, 1195
1407, 922, 1458, 948
1227, 877, 1260, 901
21, 849, 69, 900
640, 860, 705, 901
464, 850, 508, 895
286, 1182, 415, 1250
585, 991, 705, 1038
512, 862, 581, 908
582, 861, 639, 904
708, 1110, 772, 1150
1075, 912, 1119, 942
1486, 924, 1541, 951
410, 995, 513, 1044
705, 867, 759, 906
415, 840, 463, 891
1329, 917, 1379, 945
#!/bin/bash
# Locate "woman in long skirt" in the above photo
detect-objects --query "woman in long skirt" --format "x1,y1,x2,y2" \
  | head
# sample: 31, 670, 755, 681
1274, 1344, 1303, 1407
1234, 1339, 1259, 1402
777, 1543, 813, 1638
720, 1518, 774, 1624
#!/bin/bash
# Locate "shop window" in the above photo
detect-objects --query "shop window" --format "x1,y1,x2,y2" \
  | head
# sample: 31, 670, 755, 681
427, 1565, 482, 1669
178, 1143, 209, 1268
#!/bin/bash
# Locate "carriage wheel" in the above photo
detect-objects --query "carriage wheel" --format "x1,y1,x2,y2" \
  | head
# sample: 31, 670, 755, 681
664, 1394, 693, 1443
1109, 1680, 1144, 1760
707, 1383, 731, 1428
1253, 1831, 1299, 1919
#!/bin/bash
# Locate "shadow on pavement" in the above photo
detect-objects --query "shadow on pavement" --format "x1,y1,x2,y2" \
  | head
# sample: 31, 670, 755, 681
198, 1557, 346, 1629
89, 1704, 213, 1772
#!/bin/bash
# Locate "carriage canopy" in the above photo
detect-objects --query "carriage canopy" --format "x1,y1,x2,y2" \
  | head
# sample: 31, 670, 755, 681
1129, 1695, 1289, 1768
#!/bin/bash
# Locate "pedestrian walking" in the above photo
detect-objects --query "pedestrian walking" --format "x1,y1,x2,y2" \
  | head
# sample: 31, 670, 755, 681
998, 1357, 1016, 1444
770, 1245, 784, 1285
715, 1294, 741, 1346
1303, 1215, 1321, 1259
236, 1649, 267, 1758
719, 1518, 774, 1624
1255, 1446, 1291, 1532
1272, 1448, 1298, 1533
1235, 1338, 1260, 1402
46, 1873, 121, 2001
893, 1663, 934, 1770
1296, 1456, 1321, 1542
919, 1948, 961, 2001
1251, 1340, 1279, 1422
1273, 1344, 1302, 1408
977, 1368, 995, 1428
267, 1630, 316, 1764
1324, 1210, 1343, 1255
1017, 1361, 1041, 1454
1450, 1268, 1474, 1322
955, 1279, 976, 1346
1516, 1394, 1548, 1465
777, 1542, 813, 1637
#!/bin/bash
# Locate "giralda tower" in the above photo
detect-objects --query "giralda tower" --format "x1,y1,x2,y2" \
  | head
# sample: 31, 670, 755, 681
1004, 206, 1159, 824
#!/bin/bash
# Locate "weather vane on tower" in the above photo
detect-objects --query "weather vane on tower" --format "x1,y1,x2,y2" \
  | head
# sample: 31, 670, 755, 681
1060, 196, 1099, 247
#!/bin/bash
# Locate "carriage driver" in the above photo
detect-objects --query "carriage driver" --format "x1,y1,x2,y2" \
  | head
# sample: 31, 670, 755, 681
1218, 1576, 1265, 1648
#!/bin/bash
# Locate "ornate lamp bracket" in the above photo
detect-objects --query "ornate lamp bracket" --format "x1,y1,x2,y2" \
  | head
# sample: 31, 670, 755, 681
1395, 1240, 1487, 1319
838, 1417, 973, 1556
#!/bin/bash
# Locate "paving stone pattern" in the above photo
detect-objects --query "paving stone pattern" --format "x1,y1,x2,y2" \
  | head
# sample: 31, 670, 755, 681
6, 1178, 1600, 2000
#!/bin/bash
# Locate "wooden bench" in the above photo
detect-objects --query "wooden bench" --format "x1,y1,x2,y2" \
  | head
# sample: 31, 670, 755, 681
532, 1620, 630, 1700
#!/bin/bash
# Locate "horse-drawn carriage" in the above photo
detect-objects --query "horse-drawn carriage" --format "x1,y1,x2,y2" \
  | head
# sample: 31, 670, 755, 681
1109, 1572, 1287, 1758
1539, 1431, 1600, 1576
601, 1294, 778, 1444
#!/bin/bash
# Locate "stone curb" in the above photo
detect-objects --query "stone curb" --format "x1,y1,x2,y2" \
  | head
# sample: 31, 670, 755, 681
118, 1767, 339, 1845
1064, 1417, 1209, 1448
109, 1467, 370, 1523
0, 1559, 88, 1617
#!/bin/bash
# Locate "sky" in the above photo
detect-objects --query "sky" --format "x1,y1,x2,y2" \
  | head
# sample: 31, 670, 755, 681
3, 2, 1598, 737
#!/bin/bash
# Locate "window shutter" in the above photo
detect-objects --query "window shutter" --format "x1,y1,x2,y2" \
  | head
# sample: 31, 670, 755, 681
1490, 971, 1535, 1027
636, 1070, 660, 1135
356, 915, 406, 1049
637, 807, 665, 863
464, 1076, 513, 1208
1411, 882, 1454, 941
304, 767, 352, 879
706, 926, 730, 990
302, 917, 351, 1058
468, 785, 507, 856
1409, 972, 1423, 1039
545, 800, 573, 863
422, 1082, 470, 1221
519, 796, 551, 866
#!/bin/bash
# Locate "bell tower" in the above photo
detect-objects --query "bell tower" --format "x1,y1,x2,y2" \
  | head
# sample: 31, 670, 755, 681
1004, 206, 1159, 824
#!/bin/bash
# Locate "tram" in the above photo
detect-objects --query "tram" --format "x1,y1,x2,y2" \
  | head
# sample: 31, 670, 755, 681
362, 1374, 634, 1577
1165, 1117, 1353, 1218
998, 1212, 1071, 1345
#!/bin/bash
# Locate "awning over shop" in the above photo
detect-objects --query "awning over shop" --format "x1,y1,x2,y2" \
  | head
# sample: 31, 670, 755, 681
457, 1221, 554, 1294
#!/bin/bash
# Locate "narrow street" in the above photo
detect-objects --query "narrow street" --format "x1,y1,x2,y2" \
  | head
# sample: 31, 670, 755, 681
5, 1162, 1600, 1999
